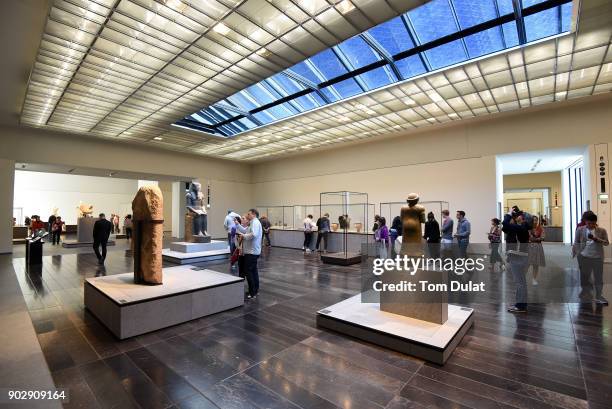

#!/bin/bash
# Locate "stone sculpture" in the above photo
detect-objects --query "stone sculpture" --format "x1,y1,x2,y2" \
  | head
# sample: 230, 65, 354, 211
400, 192, 426, 257
185, 182, 210, 243
381, 192, 448, 324
132, 185, 163, 285
77, 203, 94, 217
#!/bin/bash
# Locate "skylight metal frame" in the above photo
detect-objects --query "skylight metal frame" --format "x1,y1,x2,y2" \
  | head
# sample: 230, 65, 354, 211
180, 0, 573, 137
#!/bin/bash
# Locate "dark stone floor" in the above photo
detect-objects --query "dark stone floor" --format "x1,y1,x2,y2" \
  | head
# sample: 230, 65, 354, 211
1, 242, 611, 409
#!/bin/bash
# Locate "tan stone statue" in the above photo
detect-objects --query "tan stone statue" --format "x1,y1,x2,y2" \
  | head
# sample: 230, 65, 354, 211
77, 202, 94, 218
132, 185, 164, 285
400, 192, 426, 257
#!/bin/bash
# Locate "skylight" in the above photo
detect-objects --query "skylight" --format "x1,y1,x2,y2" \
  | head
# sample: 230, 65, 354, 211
176, 0, 573, 137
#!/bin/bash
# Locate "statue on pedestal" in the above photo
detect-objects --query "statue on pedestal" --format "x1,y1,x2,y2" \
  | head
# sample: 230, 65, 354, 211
185, 182, 210, 243
381, 192, 447, 324
132, 185, 164, 285
400, 193, 426, 257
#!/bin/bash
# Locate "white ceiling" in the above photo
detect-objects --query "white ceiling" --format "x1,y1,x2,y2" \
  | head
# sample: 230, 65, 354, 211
13, 0, 612, 162
18, 0, 425, 144
498, 146, 585, 175
14, 161, 192, 180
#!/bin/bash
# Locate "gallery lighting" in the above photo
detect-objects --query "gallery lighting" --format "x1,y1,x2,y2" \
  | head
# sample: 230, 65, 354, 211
154, 136, 163, 141
213, 22, 231, 35
336, 0, 355, 14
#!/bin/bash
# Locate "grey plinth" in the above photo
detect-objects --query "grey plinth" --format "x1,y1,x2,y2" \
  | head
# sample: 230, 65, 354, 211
380, 268, 448, 324
84, 266, 244, 339
77, 216, 96, 242
317, 294, 473, 365
162, 240, 230, 264
169, 240, 227, 253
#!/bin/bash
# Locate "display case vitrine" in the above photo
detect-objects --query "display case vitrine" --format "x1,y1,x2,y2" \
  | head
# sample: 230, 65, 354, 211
380, 201, 449, 230
320, 191, 369, 265
260, 206, 294, 229
293, 205, 320, 229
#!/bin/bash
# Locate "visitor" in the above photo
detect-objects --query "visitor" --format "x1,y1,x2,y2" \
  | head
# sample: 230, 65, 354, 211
24, 216, 31, 227
124, 214, 133, 241
574, 210, 595, 290
502, 208, 531, 313
12, 217, 16, 227
375, 217, 390, 259
230, 215, 241, 255
423, 212, 441, 259
235, 208, 262, 299
51, 216, 64, 245
30, 216, 44, 234
303, 214, 315, 252
528, 216, 546, 285
224, 209, 240, 247
572, 212, 609, 305
48, 213, 57, 232
454, 210, 470, 258
93, 213, 113, 265
315, 213, 330, 253
372, 214, 381, 234
440, 210, 453, 256
260, 216, 271, 247
389, 215, 402, 257
488, 218, 504, 271
113, 214, 121, 234
236, 214, 249, 278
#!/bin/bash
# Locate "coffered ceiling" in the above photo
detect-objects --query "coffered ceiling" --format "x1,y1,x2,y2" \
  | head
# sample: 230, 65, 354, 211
17, 0, 612, 162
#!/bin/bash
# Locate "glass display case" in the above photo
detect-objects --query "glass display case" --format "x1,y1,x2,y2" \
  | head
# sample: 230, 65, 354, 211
320, 191, 369, 265
380, 201, 449, 231
260, 206, 294, 229
294, 205, 320, 230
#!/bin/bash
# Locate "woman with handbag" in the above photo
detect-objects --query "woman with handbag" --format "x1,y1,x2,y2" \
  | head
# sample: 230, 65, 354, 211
488, 218, 504, 272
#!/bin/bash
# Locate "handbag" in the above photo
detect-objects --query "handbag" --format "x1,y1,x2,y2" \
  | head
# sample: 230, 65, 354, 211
230, 248, 240, 265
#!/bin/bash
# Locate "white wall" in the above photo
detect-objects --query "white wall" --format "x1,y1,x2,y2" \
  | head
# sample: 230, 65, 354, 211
0, 159, 15, 253
14, 171, 139, 225
253, 156, 498, 242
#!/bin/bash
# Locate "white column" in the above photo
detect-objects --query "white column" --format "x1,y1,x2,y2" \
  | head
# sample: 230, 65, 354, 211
172, 181, 186, 239
0, 159, 15, 254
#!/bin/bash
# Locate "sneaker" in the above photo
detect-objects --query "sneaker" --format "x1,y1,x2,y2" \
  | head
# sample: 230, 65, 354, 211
507, 306, 527, 313
595, 296, 609, 305
532, 279, 538, 286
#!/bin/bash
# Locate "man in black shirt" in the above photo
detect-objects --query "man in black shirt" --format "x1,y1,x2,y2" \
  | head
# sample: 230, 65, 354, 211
93, 213, 113, 265
502, 208, 531, 313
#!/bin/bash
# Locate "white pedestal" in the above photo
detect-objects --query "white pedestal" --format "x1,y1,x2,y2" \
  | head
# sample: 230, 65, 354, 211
84, 266, 244, 339
316, 294, 473, 364
163, 240, 230, 264
169, 240, 228, 253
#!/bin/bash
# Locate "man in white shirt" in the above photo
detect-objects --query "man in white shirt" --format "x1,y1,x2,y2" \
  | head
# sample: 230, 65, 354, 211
224, 209, 240, 247
573, 212, 609, 305
236, 208, 262, 298
303, 214, 315, 252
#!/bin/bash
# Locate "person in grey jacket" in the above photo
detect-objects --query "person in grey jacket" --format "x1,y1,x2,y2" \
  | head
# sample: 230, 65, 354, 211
572, 212, 609, 305
454, 210, 471, 258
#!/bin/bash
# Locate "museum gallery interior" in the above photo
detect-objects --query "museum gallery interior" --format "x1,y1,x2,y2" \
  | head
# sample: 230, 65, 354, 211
1, 0, 612, 408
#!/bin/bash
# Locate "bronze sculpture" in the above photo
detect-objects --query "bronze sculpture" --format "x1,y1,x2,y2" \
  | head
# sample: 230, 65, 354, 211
400, 192, 426, 257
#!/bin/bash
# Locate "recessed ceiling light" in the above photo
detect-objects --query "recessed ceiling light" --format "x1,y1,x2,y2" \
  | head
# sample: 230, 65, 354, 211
403, 97, 416, 106
213, 22, 231, 35
154, 136, 163, 141
448, 113, 458, 118
336, 0, 355, 14
426, 118, 436, 123
256, 48, 272, 58
163, 0, 188, 13
250, 142, 257, 145
262, 138, 269, 142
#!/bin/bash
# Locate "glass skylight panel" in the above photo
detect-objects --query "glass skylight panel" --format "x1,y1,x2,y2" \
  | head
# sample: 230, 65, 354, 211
177, 0, 573, 137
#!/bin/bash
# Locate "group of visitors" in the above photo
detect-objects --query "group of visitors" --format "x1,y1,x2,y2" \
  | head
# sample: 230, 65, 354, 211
299, 213, 331, 252
373, 209, 472, 260
498, 206, 608, 314
226, 209, 262, 299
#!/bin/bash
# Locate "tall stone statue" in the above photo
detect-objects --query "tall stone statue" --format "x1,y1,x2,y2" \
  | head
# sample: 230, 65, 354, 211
400, 193, 426, 257
132, 185, 163, 285
185, 182, 210, 243
381, 192, 447, 324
